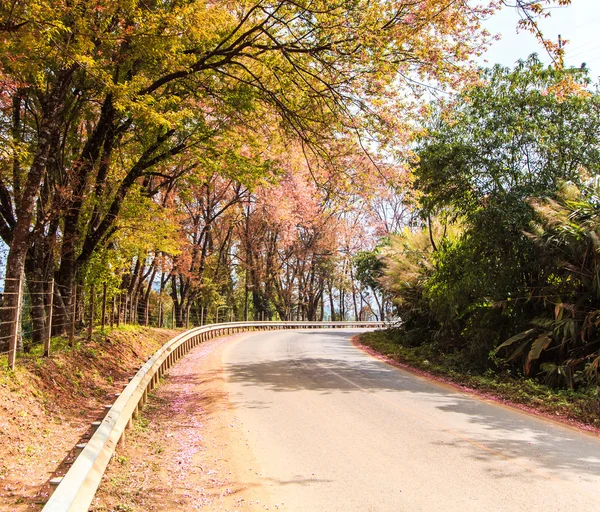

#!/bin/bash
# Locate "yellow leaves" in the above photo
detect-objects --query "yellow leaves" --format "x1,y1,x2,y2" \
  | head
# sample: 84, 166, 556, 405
546, 75, 591, 103
113, 82, 189, 129
129, 96, 179, 130
114, 185, 182, 257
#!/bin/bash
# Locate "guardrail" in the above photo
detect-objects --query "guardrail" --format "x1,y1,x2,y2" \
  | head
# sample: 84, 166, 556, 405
42, 320, 385, 511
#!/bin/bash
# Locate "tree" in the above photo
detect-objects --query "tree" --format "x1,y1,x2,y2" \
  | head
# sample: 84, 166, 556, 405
354, 250, 387, 320
379, 56, 600, 377
416, 55, 600, 218
495, 180, 600, 388
0, 0, 497, 352
0, 1, 571, 355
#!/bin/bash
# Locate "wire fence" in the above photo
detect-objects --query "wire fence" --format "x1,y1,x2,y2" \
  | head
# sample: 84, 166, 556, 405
0, 274, 232, 370
0, 269, 370, 370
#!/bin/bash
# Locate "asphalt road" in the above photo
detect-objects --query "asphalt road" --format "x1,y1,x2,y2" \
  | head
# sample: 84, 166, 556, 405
221, 329, 600, 511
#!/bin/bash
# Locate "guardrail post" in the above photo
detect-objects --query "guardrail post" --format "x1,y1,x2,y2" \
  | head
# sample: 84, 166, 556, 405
49, 477, 63, 497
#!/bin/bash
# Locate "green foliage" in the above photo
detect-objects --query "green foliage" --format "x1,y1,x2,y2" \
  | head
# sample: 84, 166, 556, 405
417, 55, 600, 218
380, 57, 600, 388
354, 250, 384, 291
494, 179, 600, 387
380, 219, 461, 345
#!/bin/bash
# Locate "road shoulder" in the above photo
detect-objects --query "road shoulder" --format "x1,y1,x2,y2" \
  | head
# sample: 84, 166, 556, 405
92, 333, 274, 512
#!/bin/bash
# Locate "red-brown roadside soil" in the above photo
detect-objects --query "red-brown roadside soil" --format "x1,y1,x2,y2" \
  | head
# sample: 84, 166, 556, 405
0, 327, 178, 511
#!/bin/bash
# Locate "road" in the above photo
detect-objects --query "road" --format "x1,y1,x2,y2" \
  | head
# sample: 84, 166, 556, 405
221, 328, 600, 511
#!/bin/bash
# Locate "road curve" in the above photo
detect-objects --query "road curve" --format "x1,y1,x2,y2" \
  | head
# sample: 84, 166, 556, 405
221, 329, 600, 511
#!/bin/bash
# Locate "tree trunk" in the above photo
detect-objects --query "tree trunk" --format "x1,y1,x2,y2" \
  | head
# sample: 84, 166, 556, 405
0, 111, 60, 350
328, 283, 336, 322
350, 266, 359, 321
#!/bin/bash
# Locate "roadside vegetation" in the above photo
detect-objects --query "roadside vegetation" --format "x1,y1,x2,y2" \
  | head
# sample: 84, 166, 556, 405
360, 55, 600, 423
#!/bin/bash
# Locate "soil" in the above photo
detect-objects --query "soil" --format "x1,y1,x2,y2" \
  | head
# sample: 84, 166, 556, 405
0, 327, 178, 511
91, 333, 274, 512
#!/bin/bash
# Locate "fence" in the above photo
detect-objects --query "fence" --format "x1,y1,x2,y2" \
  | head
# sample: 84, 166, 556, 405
0, 274, 377, 370
0, 275, 210, 370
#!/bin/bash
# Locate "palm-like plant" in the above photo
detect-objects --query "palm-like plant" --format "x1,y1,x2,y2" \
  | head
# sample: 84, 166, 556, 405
380, 219, 463, 340
495, 180, 600, 388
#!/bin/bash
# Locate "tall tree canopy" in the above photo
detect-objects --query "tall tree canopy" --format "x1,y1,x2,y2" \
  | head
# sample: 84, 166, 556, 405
0, 0, 570, 351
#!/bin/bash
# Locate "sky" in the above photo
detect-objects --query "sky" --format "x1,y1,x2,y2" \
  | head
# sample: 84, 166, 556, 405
482, 0, 600, 78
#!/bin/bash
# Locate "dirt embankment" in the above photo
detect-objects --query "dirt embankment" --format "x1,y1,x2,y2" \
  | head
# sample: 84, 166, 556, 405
0, 327, 178, 511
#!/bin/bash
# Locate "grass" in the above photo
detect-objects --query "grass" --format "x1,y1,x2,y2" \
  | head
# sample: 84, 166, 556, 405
359, 329, 600, 429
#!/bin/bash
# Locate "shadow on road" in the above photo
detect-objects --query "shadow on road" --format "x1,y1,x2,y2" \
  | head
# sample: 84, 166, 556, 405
223, 329, 600, 480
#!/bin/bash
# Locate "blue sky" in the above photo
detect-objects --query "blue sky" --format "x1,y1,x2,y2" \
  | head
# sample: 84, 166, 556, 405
482, 0, 600, 77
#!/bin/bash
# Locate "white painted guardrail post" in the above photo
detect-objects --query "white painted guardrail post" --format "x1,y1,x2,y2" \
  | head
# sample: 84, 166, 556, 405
42, 320, 386, 511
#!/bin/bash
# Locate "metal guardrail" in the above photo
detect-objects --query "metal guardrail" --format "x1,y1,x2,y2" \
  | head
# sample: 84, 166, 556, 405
42, 320, 385, 511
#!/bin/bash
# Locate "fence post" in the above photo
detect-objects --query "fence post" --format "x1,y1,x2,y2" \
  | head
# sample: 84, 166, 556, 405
101, 283, 107, 332
111, 295, 116, 327
44, 279, 54, 357
69, 284, 77, 346
7, 275, 23, 370
145, 301, 149, 327
88, 284, 95, 340
158, 301, 162, 328
171, 305, 175, 329
186, 305, 190, 329
200, 306, 204, 326
116, 294, 121, 327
